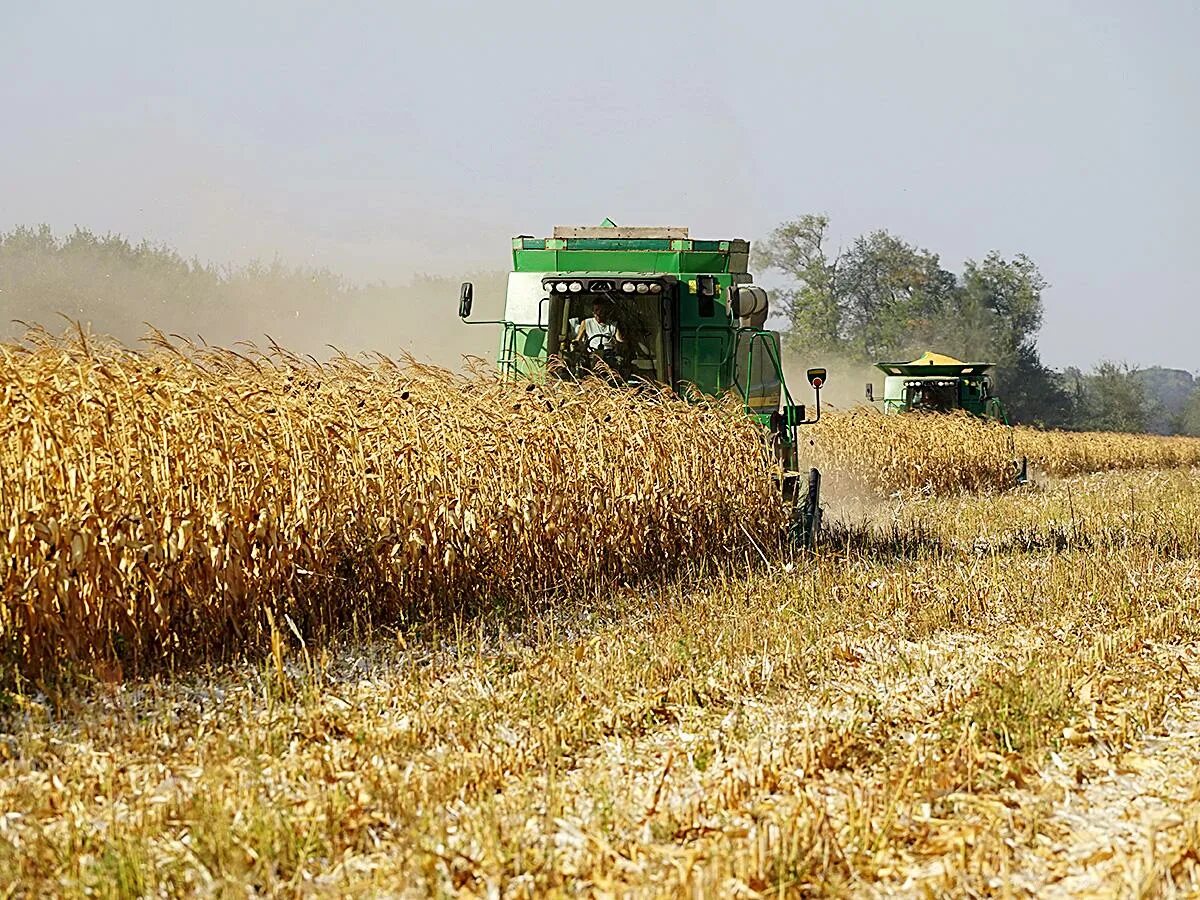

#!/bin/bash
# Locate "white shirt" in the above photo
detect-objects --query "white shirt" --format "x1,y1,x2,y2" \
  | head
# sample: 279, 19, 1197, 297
580, 317, 616, 343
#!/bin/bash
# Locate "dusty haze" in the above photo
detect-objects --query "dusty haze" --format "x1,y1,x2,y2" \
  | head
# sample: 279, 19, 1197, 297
0, 228, 507, 367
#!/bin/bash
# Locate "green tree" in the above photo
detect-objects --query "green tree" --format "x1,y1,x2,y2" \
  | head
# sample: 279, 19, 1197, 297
956, 253, 1046, 360
1077, 362, 1148, 433
951, 253, 1071, 425
1178, 387, 1200, 436
752, 214, 842, 352
995, 343, 1076, 428
835, 230, 957, 360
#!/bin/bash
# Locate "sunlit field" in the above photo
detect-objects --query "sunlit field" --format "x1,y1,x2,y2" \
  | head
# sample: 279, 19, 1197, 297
3, 333, 1200, 896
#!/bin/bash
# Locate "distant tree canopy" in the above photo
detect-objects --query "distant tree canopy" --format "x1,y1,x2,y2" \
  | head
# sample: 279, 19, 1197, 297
1181, 388, 1200, 437
1065, 363, 1149, 434
1134, 367, 1196, 435
1061, 365, 1200, 435
0, 225, 505, 367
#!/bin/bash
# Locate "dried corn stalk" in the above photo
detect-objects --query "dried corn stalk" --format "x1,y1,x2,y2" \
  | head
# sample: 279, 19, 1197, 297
0, 329, 784, 678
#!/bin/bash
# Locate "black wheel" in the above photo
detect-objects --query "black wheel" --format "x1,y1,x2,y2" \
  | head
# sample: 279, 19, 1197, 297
802, 467, 822, 549
1014, 456, 1029, 485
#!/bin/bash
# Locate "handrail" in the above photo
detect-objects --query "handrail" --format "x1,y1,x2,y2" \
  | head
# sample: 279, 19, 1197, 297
483, 320, 548, 379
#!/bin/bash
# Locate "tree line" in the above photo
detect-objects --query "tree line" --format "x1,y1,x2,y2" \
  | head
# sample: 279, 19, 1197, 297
756, 215, 1200, 435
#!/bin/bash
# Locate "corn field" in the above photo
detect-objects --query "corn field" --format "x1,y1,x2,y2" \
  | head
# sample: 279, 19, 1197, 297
0, 329, 782, 679
7, 329, 1200, 680
5, 332, 1200, 895
811, 407, 1200, 496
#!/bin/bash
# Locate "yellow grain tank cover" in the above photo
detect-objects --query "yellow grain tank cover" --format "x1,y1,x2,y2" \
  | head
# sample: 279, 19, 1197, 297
910, 351, 964, 366
875, 351, 994, 380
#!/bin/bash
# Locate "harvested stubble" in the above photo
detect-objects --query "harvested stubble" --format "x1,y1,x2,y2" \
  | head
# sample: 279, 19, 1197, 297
812, 407, 1200, 496
0, 330, 783, 679
4, 472, 1200, 895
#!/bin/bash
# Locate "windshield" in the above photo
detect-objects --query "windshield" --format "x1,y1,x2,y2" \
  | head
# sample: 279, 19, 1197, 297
546, 292, 668, 383
904, 379, 959, 412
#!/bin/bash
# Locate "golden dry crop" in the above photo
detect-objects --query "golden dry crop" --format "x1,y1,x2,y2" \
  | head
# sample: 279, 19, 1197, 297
811, 407, 1200, 496
4, 329, 1200, 896
0, 328, 784, 680
1018, 426, 1200, 477
809, 407, 1019, 495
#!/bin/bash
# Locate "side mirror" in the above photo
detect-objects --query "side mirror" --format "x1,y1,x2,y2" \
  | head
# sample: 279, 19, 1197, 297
458, 282, 474, 319
865, 382, 874, 401
806, 367, 827, 389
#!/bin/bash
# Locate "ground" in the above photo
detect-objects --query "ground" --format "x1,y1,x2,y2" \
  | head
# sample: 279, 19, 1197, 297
2, 468, 1200, 897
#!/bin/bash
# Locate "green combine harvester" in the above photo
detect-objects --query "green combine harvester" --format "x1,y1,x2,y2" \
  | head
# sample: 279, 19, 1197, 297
866, 351, 1028, 482
867, 351, 1009, 421
456, 221, 828, 545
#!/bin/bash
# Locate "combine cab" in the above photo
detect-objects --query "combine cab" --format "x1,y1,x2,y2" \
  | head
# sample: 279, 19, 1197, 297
867, 351, 1009, 421
457, 221, 827, 545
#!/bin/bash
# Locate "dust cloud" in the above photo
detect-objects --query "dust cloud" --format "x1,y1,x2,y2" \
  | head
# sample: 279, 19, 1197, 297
0, 229, 507, 370
782, 350, 880, 414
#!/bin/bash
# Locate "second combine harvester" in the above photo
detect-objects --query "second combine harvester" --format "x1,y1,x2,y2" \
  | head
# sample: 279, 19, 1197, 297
456, 221, 827, 545
866, 351, 1029, 483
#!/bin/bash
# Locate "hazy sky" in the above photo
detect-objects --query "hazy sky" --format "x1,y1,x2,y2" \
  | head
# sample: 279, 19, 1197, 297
3, 1, 1197, 369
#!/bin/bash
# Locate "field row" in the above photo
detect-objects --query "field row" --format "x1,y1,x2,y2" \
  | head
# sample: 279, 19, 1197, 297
810, 408, 1200, 495
0, 332, 779, 679
1, 469, 1198, 895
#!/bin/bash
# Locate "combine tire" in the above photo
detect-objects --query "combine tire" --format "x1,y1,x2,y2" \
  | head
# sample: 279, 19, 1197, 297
804, 467, 822, 548
1014, 456, 1029, 485
789, 467, 822, 549
782, 472, 820, 549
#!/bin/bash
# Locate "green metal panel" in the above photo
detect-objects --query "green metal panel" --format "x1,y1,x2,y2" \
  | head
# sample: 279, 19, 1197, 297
513, 235, 747, 252
497, 325, 547, 379
511, 249, 731, 275
512, 248, 745, 275
676, 272, 734, 395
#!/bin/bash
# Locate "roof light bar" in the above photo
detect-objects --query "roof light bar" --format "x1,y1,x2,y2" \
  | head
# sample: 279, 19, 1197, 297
541, 276, 674, 295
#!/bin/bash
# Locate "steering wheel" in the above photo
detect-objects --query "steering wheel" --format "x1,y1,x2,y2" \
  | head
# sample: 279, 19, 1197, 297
584, 332, 613, 353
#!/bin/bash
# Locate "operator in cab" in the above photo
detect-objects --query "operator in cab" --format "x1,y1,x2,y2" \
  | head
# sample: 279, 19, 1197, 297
576, 297, 622, 349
